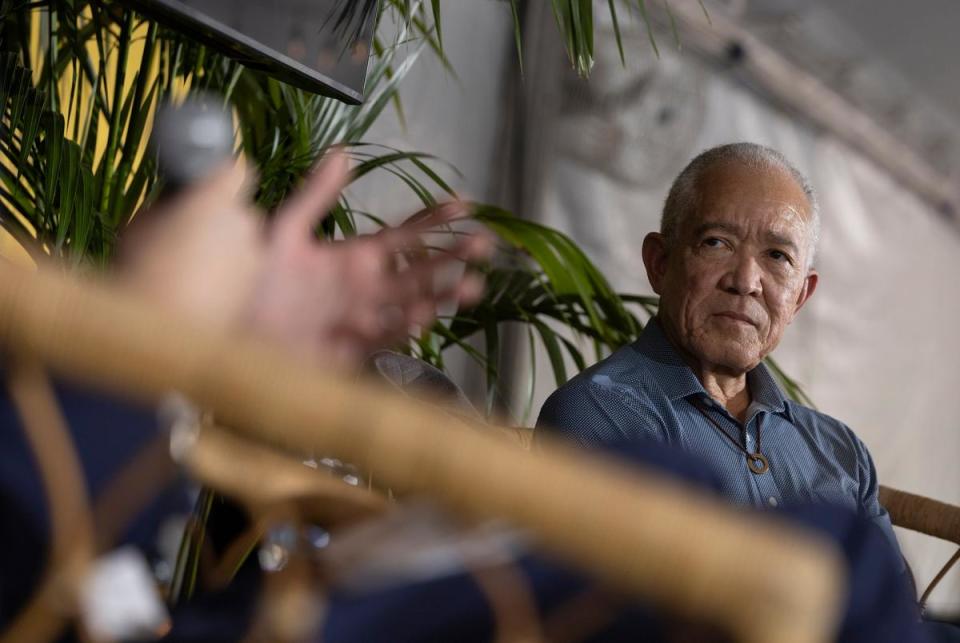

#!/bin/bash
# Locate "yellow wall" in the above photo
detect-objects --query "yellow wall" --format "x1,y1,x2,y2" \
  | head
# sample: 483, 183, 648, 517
1, 7, 167, 266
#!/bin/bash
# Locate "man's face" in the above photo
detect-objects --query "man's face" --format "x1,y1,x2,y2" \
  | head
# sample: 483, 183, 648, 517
642, 161, 819, 375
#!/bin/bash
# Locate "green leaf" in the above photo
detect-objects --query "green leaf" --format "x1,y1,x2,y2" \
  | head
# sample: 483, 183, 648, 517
698, 0, 713, 25
328, 200, 357, 237
635, 0, 661, 58
430, 0, 442, 50
518, 325, 538, 424
534, 320, 568, 387
7, 64, 31, 141
17, 87, 44, 174
508, 0, 524, 76
73, 165, 95, 256
662, 0, 681, 50
0, 54, 16, 114
483, 320, 500, 415
764, 356, 816, 408
350, 147, 457, 200
56, 141, 80, 249
110, 78, 160, 223
608, 0, 626, 65
474, 207, 577, 294
119, 155, 155, 226
42, 113, 66, 238
557, 333, 587, 372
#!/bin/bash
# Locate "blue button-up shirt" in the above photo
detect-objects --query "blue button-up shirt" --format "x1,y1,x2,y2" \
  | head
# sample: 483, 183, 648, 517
536, 318, 901, 555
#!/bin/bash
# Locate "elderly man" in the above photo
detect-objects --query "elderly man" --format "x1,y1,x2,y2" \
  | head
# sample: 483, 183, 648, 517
536, 142, 899, 553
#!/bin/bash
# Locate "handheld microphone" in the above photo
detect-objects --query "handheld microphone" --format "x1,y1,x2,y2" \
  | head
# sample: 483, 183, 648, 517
150, 93, 235, 197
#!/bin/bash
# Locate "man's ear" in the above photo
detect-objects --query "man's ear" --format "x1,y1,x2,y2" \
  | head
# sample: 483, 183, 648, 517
792, 269, 818, 316
642, 232, 669, 295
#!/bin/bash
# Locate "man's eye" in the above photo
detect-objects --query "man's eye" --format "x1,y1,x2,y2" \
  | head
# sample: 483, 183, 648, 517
768, 249, 792, 263
701, 237, 724, 248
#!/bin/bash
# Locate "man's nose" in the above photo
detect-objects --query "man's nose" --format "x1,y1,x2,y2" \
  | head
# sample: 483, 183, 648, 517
720, 253, 762, 296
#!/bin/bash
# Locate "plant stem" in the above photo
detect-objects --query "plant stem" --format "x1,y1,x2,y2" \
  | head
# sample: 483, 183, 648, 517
97, 9, 131, 218
107, 19, 156, 225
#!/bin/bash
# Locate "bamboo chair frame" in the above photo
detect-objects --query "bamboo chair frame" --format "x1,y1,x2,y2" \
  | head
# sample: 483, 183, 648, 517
880, 485, 960, 608
0, 263, 845, 643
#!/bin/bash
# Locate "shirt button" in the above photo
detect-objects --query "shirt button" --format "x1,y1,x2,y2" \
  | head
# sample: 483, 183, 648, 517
768, 497, 779, 508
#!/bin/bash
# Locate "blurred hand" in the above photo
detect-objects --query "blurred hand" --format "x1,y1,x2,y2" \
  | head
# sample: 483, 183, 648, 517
118, 160, 262, 331
249, 150, 490, 367
121, 149, 490, 368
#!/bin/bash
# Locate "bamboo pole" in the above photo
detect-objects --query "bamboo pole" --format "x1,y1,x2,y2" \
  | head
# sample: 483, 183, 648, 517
880, 485, 960, 546
2, 360, 95, 643
879, 486, 960, 607
0, 262, 845, 643
184, 423, 388, 527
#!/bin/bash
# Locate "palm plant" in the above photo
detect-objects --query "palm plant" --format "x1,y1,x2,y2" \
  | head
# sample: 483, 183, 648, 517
0, 0, 671, 407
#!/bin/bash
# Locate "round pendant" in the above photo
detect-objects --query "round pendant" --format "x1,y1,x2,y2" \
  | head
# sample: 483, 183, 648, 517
747, 453, 769, 475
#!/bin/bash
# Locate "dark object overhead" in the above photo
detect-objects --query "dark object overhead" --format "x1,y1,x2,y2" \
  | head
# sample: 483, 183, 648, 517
120, 0, 378, 104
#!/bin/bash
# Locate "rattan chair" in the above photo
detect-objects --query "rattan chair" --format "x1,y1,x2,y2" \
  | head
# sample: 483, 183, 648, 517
880, 485, 960, 609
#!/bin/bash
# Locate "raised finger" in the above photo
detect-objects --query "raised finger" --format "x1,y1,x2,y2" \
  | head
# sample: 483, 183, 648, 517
380, 200, 472, 240
396, 274, 485, 329
383, 265, 487, 329
392, 234, 492, 296
331, 271, 486, 357
274, 147, 352, 245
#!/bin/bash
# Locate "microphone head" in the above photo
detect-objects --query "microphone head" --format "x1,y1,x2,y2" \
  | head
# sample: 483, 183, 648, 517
151, 93, 235, 193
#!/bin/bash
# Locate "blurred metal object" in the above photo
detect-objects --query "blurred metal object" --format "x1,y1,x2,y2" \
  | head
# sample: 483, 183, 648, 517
160, 392, 203, 462
79, 547, 170, 641
259, 523, 298, 573
322, 501, 524, 592
119, 0, 376, 102
151, 94, 235, 195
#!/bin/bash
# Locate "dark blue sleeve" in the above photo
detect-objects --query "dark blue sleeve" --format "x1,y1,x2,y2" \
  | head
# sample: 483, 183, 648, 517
0, 483, 45, 626
0, 378, 191, 628
849, 430, 903, 564
776, 504, 930, 643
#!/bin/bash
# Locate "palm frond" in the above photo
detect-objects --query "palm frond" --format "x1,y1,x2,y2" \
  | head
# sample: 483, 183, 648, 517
216, 18, 427, 217
0, 5, 195, 261
529, 1, 704, 77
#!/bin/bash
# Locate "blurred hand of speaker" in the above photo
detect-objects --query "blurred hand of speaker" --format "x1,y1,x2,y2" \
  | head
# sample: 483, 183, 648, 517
119, 149, 489, 369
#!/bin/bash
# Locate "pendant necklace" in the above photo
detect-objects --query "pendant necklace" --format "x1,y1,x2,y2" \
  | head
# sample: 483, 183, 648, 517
690, 397, 769, 475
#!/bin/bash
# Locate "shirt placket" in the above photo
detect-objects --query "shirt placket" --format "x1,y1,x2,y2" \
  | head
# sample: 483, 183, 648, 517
745, 411, 783, 508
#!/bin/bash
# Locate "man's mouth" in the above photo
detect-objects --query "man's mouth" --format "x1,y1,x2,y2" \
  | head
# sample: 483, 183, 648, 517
714, 311, 756, 326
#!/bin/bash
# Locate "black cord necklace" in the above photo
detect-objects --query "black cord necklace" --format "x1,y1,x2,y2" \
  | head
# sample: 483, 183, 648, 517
690, 397, 769, 475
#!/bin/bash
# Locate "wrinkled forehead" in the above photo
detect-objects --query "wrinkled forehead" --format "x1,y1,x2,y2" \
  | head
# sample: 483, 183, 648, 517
686, 161, 814, 236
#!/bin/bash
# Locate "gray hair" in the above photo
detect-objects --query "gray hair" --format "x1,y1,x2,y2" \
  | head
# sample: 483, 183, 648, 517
661, 143, 820, 268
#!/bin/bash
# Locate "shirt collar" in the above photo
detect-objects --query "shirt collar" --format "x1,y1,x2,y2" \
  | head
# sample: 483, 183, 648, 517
631, 317, 707, 401
633, 317, 789, 416
745, 360, 789, 416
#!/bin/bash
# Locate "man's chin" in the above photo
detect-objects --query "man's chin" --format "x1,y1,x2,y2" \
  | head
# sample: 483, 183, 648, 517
690, 339, 762, 375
